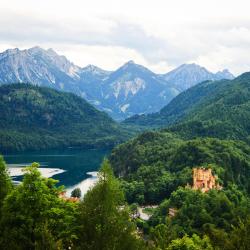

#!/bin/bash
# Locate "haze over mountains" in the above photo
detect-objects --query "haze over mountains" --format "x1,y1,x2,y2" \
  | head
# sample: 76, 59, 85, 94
0, 47, 234, 120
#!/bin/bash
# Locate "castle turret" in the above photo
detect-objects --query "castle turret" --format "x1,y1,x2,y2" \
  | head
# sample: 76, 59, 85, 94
192, 167, 220, 192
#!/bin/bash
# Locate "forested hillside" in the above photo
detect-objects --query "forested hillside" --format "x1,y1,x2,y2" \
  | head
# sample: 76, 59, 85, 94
1, 81, 250, 249
123, 79, 231, 127
0, 47, 234, 120
168, 73, 250, 142
108, 128, 250, 249
0, 84, 130, 152
109, 131, 250, 204
124, 73, 250, 143
107, 71, 250, 249
1, 154, 249, 250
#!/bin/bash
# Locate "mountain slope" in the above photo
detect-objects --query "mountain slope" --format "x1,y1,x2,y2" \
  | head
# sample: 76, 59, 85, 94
0, 47, 81, 89
169, 73, 250, 141
124, 72, 250, 142
0, 47, 234, 120
0, 84, 130, 153
123, 79, 232, 126
99, 60, 178, 119
162, 63, 234, 91
109, 131, 250, 204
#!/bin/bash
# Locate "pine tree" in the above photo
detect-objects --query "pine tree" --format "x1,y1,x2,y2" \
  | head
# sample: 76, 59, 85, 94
76, 159, 145, 250
71, 187, 82, 198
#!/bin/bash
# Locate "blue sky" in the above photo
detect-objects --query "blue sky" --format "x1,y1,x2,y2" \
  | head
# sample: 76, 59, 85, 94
0, 0, 250, 75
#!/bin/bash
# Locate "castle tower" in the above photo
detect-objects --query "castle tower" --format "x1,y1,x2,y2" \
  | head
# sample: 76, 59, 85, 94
192, 167, 219, 192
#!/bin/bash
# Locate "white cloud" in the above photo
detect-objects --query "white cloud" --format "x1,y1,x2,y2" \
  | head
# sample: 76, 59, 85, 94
56, 45, 148, 71
0, 0, 250, 75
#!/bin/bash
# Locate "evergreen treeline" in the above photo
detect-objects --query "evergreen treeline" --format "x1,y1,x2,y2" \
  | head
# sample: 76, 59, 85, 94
149, 186, 250, 250
109, 131, 250, 204
0, 157, 144, 250
0, 84, 132, 153
1, 72, 250, 249
107, 72, 250, 249
0, 156, 249, 249
124, 72, 250, 143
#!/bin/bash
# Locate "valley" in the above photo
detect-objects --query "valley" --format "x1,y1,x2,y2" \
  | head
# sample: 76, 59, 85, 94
0, 48, 249, 250
0, 47, 234, 120
0, 84, 132, 153
1, 1, 250, 249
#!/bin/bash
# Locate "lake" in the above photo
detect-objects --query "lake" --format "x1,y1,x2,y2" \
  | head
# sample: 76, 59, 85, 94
4, 148, 111, 196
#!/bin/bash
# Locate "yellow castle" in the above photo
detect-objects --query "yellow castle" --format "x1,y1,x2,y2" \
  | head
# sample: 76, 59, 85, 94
192, 167, 221, 192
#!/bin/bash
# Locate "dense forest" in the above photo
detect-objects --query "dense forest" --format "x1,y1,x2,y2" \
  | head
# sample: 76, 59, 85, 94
105, 72, 250, 249
109, 131, 250, 204
0, 72, 250, 249
124, 73, 250, 143
0, 156, 249, 250
0, 157, 144, 249
123, 79, 232, 127
0, 84, 132, 153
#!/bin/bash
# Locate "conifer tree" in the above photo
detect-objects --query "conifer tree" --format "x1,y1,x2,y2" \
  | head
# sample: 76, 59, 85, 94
76, 159, 145, 250
71, 187, 82, 198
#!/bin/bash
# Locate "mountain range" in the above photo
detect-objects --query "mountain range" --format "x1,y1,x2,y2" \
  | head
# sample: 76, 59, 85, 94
0, 47, 234, 120
162, 63, 234, 91
109, 72, 250, 205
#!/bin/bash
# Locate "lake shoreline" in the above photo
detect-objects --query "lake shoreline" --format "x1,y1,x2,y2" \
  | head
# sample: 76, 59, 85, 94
4, 148, 109, 197
66, 171, 98, 197
8, 165, 98, 198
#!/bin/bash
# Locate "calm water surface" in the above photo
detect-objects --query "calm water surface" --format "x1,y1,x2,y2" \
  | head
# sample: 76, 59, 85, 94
4, 148, 111, 189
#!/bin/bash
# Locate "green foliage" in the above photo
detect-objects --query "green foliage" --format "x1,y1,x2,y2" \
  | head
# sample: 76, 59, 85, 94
71, 187, 82, 198
0, 155, 12, 214
76, 159, 145, 250
124, 73, 250, 143
0, 157, 147, 249
166, 234, 213, 250
0, 162, 77, 249
0, 152, 249, 249
110, 131, 250, 204
149, 186, 250, 249
171, 73, 250, 142
150, 224, 174, 249
0, 84, 132, 153
228, 216, 250, 250
110, 70, 250, 249
150, 224, 213, 250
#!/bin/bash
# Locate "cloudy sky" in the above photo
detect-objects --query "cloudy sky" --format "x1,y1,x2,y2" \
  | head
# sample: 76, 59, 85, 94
0, 0, 250, 75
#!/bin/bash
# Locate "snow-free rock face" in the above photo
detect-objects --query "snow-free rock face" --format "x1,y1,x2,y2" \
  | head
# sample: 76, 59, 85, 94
163, 63, 234, 92
0, 47, 234, 120
99, 61, 178, 119
0, 47, 81, 90
215, 69, 235, 80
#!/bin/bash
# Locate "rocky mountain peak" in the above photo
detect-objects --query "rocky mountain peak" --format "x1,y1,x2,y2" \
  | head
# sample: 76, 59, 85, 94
28, 46, 45, 54
126, 60, 135, 64
163, 63, 234, 91
0, 46, 235, 120
215, 69, 234, 80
